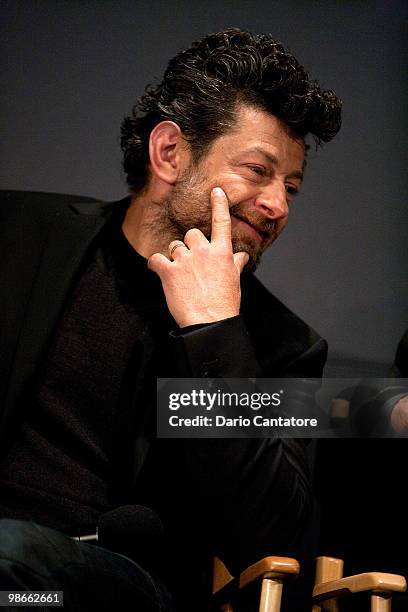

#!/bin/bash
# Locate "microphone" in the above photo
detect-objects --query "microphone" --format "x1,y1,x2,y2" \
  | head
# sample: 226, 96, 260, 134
73, 505, 164, 568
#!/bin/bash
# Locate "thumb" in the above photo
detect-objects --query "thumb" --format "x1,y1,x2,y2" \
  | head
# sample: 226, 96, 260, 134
233, 251, 250, 273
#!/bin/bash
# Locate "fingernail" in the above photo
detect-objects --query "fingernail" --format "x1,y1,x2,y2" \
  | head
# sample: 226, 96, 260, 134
212, 187, 225, 197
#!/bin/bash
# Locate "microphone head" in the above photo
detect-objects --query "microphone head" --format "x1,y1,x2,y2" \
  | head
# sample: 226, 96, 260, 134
97, 505, 164, 569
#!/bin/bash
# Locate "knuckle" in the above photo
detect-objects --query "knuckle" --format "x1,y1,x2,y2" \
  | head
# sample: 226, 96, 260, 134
148, 253, 167, 272
184, 228, 201, 241
217, 244, 233, 258
196, 242, 209, 256
213, 215, 231, 225
148, 253, 161, 266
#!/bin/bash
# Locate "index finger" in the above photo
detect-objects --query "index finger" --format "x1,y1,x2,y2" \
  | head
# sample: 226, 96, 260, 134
210, 187, 232, 247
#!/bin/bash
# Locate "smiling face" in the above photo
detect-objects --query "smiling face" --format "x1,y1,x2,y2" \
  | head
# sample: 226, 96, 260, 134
156, 104, 305, 270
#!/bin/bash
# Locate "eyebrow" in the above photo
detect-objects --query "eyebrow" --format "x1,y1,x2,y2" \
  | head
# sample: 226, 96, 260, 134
241, 146, 304, 181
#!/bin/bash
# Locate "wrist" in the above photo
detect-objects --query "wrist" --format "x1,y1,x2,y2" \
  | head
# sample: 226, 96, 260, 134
179, 311, 240, 328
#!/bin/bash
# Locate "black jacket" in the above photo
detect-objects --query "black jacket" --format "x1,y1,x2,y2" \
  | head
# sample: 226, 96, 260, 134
0, 190, 328, 603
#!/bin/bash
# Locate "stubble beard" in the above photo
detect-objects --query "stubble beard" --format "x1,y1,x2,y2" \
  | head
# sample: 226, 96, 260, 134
151, 168, 278, 273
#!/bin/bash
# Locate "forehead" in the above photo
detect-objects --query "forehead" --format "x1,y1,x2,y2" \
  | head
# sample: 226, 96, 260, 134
211, 104, 305, 168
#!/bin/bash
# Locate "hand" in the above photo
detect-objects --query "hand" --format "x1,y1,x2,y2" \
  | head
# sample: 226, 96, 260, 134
390, 395, 408, 433
148, 187, 249, 327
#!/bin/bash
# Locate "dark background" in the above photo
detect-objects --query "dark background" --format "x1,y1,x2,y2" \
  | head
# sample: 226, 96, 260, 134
1, 2, 407, 608
1, 0, 407, 371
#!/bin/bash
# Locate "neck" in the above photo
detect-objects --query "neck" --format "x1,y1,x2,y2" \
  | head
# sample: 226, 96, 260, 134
121, 189, 175, 259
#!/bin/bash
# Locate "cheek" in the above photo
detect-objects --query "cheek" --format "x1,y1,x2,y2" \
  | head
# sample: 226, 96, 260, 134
219, 179, 256, 208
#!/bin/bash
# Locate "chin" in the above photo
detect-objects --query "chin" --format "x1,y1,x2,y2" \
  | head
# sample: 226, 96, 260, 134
231, 236, 263, 273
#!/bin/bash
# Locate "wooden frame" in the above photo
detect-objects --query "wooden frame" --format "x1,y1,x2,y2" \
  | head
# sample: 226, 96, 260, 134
312, 556, 407, 612
213, 556, 300, 612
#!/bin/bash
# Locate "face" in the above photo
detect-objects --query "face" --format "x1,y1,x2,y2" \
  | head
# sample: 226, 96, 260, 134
160, 105, 305, 271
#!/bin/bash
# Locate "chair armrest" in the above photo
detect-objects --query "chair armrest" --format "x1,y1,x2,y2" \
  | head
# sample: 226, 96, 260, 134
213, 556, 300, 612
313, 572, 407, 602
213, 555, 300, 596
239, 556, 300, 589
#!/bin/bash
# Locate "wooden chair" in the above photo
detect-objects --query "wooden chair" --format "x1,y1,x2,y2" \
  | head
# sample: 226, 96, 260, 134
212, 555, 300, 612
212, 555, 407, 612
312, 556, 407, 612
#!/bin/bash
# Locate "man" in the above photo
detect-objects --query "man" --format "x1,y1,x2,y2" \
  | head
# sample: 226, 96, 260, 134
349, 330, 408, 436
325, 330, 408, 437
0, 29, 341, 610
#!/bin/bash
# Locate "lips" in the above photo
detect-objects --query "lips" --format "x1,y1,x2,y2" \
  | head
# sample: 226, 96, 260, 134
231, 214, 273, 243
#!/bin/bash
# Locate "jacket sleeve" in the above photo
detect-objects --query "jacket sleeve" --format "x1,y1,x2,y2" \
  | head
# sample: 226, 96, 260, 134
170, 315, 260, 377
165, 313, 325, 573
170, 314, 327, 378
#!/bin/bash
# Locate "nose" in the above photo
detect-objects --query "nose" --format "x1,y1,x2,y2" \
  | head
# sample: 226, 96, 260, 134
255, 181, 288, 220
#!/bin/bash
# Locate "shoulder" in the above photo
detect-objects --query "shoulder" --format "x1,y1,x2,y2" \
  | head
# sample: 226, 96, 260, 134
241, 273, 327, 375
0, 191, 129, 290
0, 190, 106, 222
0, 190, 128, 242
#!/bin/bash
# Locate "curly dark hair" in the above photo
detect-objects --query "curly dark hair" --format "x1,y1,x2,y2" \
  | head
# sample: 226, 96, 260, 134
121, 28, 342, 192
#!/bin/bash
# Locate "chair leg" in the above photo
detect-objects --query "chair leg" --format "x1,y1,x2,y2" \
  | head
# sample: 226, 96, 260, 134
318, 601, 339, 611
371, 593, 392, 612
259, 577, 283, 612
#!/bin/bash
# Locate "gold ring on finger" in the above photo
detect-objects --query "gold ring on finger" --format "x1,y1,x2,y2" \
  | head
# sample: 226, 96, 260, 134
170, 243, 186, 259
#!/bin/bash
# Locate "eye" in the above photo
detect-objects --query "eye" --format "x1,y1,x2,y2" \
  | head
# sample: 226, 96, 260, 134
247, 165, 267, 177
285, 184, 299, 197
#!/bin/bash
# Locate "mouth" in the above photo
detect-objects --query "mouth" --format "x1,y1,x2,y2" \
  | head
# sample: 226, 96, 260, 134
231, 214, 273, 244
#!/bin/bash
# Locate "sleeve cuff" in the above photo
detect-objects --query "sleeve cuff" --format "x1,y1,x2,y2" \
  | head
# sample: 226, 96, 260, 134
169, 315, 260, 377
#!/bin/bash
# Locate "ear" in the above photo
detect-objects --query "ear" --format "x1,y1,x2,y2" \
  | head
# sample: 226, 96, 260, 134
148, 121, 186, 185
